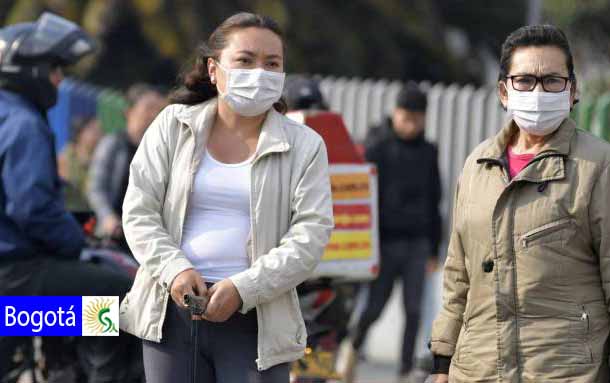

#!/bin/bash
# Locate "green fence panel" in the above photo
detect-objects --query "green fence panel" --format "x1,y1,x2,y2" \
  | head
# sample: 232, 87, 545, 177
96, 89, 128, 133
574, 96, 595, 132
599, 93, 610, 142
591, 93, 610, 141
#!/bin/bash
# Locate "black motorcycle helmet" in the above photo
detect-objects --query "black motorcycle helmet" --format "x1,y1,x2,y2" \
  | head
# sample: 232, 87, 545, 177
284, 76, 328, 111
0, 12, 95, 110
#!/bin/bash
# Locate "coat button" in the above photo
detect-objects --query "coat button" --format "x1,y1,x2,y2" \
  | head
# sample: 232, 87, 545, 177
482, 260, 494, 273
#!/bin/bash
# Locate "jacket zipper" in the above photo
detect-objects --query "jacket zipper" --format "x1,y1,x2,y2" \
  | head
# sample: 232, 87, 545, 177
580, 306, 593, 362
248, 149, 281, 371
158, 134, 199, 341
247, 150, 276, 263
581, 307, 589, 333
521, 218, 572, 248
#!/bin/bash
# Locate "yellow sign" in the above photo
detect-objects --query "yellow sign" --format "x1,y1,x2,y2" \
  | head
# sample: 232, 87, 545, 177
323, 231, 372, 260
331, 173, 370, 200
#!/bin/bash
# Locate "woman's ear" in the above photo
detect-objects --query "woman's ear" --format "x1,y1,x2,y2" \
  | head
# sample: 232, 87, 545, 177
208, 58, 217, 84
498, 80, 509, 109
569, 79, 578, 108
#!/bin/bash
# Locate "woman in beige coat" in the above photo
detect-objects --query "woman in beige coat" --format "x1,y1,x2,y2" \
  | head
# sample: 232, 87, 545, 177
118, 12, 334, 383
430, 25, 610, 383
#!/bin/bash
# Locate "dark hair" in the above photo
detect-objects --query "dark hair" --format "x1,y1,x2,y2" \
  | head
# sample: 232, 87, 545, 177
169, 12, 287, 113
498, 25, 575, 82
396, 82, 427, 112
126, 83, 164, 107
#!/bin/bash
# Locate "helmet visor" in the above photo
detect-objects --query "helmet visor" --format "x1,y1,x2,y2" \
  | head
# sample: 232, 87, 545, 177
19, 12, 94, 64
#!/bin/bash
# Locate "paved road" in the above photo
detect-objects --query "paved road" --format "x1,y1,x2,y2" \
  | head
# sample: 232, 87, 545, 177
353, 360, 398, 382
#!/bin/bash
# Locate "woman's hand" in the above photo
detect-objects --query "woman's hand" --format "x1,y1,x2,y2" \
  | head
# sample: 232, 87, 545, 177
169, 268, 207, 317
203, 279, 243, 322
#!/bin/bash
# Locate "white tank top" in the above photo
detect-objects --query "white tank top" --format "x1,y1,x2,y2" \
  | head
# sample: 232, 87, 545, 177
181, 150, 253, 282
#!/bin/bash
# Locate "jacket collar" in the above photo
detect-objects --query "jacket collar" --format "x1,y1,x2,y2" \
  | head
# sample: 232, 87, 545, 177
476, 118, 576, 183
175, 98, 290, 159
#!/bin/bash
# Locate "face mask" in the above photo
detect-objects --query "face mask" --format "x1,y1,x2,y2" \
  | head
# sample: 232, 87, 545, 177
506, 87, 570, 136
216, 62, 285, 117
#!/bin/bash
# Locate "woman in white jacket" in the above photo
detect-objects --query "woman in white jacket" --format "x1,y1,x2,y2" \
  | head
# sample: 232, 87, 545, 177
118, 12, 334, 383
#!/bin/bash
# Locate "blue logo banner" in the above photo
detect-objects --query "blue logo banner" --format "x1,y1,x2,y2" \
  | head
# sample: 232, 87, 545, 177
0, 296, 82, 336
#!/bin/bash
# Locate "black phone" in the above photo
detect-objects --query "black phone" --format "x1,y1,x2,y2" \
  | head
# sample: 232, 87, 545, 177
183, 294, 208, 315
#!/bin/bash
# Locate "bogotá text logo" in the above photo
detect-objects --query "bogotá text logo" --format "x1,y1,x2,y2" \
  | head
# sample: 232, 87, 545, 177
82, 296, 119, 336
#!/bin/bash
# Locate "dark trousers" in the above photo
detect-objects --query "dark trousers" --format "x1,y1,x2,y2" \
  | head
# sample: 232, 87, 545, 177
142, 300, 290, 383
351, 238, 428, 374
0, 257, 138, 382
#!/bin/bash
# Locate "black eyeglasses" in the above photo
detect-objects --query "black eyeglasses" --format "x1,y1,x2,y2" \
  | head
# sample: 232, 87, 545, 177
506, 75, 570, 93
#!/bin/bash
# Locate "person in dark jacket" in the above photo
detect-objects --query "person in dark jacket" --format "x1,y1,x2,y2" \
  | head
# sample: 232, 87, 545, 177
0, 13, 136, 382
88, 83, 166, 238
345, 83, 442, 382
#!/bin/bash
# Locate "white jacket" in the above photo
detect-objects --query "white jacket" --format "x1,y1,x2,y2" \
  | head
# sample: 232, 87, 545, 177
118, 99, 334, 370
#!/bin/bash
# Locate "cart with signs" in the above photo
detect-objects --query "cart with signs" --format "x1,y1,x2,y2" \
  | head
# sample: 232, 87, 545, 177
287, 111, 379, 382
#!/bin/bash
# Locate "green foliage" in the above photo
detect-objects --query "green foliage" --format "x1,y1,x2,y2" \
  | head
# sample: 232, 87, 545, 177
0, 0, 529, 88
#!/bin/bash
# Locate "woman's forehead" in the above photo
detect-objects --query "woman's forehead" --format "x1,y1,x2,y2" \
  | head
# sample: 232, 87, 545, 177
509, 45, 568, 75
223, 27, 283, 57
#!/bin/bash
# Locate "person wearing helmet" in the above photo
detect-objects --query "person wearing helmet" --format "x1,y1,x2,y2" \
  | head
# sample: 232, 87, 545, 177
0, 13, 136, 382
284, 76, 328, 111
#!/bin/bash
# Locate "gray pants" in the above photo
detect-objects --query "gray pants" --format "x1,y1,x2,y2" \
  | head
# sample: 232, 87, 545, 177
142, 300, 290, 383
351, 238, 428, 374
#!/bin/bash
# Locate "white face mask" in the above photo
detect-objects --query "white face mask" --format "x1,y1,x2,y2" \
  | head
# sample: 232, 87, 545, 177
216, 62, 285, 117
506, 86, 571, 136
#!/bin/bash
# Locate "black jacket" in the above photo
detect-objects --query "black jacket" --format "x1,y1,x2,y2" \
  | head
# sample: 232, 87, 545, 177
365, 118, 442, 256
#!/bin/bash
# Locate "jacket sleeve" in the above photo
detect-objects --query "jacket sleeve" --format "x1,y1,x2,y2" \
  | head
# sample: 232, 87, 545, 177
121, 106, 194, 291
363, 127, 382, 164
592, 161, 610, 314
428, 145, 442, 257
230, 138, 334, 313
2, 116, 85, 258
430, 176, 469, 358
88, 135, 119, 222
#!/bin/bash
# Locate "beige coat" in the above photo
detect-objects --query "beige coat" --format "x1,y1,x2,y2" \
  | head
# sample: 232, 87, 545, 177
118, 99, 334, 371
431, 119, 610, 382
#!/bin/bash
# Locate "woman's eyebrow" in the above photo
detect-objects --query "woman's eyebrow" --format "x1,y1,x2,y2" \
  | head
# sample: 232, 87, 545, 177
265, 54, 282, 60
235, 50, 282, 60
235, 50, 255, 56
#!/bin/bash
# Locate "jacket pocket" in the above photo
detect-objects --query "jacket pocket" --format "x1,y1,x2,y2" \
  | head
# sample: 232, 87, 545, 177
261, 292, 305, 356
454, 324, 467, 365
520, 217, 573, 249
582, 301, 609, 363
570, 305, 594, 364
519, 302, 593, 367
452, 324, 481, 372
291, 288, 306, 346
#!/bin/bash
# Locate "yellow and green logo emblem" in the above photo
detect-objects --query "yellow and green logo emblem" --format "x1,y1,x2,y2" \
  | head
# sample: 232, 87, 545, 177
82, 297, 119, 336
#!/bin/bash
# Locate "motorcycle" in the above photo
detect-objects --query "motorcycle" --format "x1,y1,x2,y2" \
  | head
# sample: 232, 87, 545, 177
291, 279, 360, 383
2, 213, 142, 383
